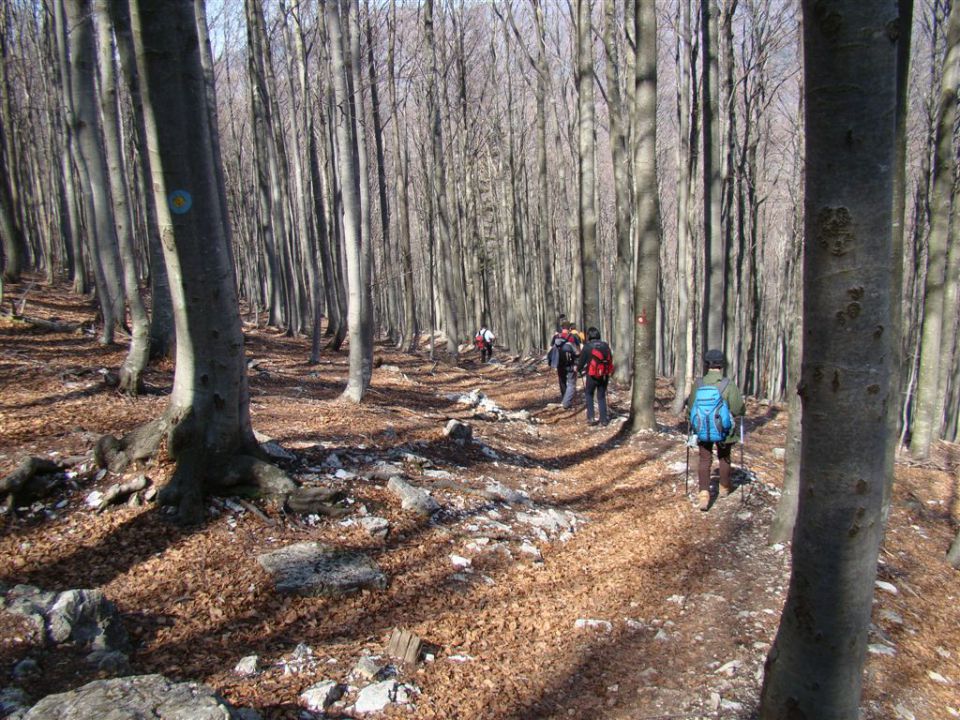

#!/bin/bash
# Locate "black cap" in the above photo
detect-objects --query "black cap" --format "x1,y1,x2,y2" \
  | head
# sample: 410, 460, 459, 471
704, 349, 725, 367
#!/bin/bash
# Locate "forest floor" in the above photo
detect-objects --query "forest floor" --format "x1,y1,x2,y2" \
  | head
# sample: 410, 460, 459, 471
0, 280, 959, 720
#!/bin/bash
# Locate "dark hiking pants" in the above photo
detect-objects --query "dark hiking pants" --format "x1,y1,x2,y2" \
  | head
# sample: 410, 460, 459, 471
561, 369, 577, 408
584, 376, 608, 424
698, 441, 732, 492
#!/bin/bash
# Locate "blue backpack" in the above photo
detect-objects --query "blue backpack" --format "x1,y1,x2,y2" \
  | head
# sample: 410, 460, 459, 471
689, 378, 733, 443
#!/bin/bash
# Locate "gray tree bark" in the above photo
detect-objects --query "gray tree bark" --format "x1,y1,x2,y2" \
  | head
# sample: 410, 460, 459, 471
700, 0, 723, 351
92, 0, 150, 393
127, 0, 270, 524
109, 0, 174, 359
628, 0, 659, 431
910, 0, 960, 460
327, 0, 370, 401
387, 0, 418, 351
758, 1, 899, 716
577, 0, 600, 327
671, 0, 697, 416
63, 0, 127, 345
424, 0, 460, 358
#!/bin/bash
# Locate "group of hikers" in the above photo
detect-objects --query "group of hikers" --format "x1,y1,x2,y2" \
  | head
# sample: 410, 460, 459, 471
474, 318, 745, 511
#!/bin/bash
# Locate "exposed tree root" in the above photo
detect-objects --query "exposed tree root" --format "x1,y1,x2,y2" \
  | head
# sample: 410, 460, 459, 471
96, 475, 150, 513
95, 418, 167, 474
96, 411, 302, 525
0, 457, 63, 510
0, 309, 80, 334
284, 487, 349, 517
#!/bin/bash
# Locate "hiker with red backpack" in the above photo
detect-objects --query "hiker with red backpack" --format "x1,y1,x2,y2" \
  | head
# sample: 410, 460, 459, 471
475, 326, 495, 363
685, 349, 746, 511
576, 327, 613, 426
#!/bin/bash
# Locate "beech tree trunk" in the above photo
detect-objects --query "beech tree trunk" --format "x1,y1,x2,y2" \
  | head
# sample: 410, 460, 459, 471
629, 0, 659, 431
701, 0, 723, 351
387, 0, 418, 351
577, 0, 600, 327
327, 0, 371, 401
758, 1, 899, 717
93, 0, 150, 394
129, 0, 264, 524
910, 0, 960, 460
62, 0, 126, 344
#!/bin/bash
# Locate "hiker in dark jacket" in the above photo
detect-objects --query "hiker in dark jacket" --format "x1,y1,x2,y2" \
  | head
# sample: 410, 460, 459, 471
547, 323, 579, 406
685, 349, 746, 511
576, 327, 613, 426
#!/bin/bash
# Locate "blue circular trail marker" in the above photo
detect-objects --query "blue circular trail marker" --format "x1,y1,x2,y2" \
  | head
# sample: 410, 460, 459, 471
168, 190, 193, 215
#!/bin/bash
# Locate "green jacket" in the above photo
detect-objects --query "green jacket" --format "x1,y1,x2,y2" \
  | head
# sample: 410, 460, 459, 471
685, 369, 746, 444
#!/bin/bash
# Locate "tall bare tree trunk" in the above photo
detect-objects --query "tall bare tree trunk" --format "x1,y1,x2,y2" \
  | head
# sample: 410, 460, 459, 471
701, 0, 723, 350
910, 0, 960, 460
109, 0, 174, 358
62, 0, 126, 345
424, 0, 460, 358
0, 6, 24, 282
577, 0, 600, 326
93, 0, 150, 393
387, 0, 418, 351
629, 0, 659, 431
327, 0, 370, 401
128, 0, 273, 525
759, 1, 898, 716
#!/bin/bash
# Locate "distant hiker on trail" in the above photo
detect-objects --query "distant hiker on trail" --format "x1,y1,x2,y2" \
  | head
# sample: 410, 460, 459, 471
547, 322, 579, 407
685, 349, 746, 511
555, 313, 567, 333
474, 326, 495, 363
577, 327, 614, 426
567, 323, 585, 350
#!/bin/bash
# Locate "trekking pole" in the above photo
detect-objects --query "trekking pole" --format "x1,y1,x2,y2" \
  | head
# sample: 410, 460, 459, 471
739, 419, 746, 506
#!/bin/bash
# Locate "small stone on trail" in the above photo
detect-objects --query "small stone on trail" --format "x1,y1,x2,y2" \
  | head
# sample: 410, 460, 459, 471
450, 554, 472, 569
868, 643, 897, 656
715, 660, 741, 676
261, 441, 296, 462
324, 453, 343, 469
359, 516, 390, 539
773, 448, 786, 459
575, 618, 612, 633
880, 609, 904, 625
353, 680, 415, 714
300, 681, 344, 712
875, 580, 898, 595
894, 704, 916, 720
928, 671, 951, 685
387, 476, 439, 516
257, 542, 386, 597
443, 419, 473, 445
352, 655, 385, 681
519, 543, 542, 561
234, 655, 260, 676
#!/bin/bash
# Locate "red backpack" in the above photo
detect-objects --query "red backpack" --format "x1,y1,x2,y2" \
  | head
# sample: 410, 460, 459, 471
587, 343, 614, 379
474, 332, 486, 350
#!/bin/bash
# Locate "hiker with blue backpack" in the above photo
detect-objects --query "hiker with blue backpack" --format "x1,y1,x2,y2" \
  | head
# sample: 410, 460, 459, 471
686, 349, 746, 511
577, 327, 614, 426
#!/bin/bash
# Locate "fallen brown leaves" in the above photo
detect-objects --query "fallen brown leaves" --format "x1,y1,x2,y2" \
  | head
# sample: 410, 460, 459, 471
0, 280, 958, 720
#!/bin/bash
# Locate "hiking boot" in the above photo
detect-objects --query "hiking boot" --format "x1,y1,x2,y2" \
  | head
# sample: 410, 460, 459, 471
587, 419, 598, 426
698, 490, 711, 511
719, 483, 734, 498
